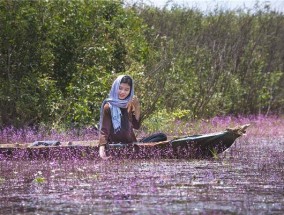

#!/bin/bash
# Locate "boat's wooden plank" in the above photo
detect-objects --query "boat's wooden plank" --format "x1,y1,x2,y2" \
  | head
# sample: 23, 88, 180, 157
0, 140, 100, 149
0, 124, 250, 159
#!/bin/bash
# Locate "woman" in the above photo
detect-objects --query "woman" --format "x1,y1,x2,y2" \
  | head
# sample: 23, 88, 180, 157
98, 75, 141, 159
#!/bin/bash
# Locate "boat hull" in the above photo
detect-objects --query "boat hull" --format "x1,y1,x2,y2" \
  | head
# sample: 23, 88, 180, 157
0, 125, 249, 160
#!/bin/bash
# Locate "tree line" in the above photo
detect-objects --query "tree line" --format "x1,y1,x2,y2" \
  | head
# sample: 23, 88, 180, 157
0, 0, 283, 129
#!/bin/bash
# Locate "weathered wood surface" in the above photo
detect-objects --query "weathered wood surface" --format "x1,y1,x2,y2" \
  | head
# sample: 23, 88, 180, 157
0, 124, 250, 160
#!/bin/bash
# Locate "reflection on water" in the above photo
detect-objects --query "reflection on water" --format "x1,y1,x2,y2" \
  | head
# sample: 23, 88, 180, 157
0, 137, 283, 214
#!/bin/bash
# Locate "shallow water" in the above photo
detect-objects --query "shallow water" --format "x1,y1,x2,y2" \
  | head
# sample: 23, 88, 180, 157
0, 135, 283, 214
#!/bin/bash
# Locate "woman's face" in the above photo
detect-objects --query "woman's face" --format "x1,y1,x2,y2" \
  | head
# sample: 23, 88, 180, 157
118, 83, 131, 100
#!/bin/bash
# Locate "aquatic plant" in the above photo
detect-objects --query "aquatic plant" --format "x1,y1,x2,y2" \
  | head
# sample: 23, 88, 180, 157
0, 115, 283, 214
0, 126, 99, 144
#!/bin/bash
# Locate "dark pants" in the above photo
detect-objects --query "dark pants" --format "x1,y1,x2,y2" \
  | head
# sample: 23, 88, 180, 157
139, 133, 167, 143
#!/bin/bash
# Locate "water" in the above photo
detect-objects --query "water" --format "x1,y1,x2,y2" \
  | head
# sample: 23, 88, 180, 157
0, 136, 283, 214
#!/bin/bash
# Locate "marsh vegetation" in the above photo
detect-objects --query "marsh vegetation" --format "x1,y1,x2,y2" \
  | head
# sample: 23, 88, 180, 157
0, 116, 283, 214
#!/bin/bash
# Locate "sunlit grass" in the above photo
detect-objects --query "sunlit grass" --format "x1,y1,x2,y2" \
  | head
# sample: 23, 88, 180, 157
0, 126, 99, 144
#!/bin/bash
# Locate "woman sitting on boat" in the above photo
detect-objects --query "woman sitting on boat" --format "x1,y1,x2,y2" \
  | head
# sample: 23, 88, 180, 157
98, 75, 141, 159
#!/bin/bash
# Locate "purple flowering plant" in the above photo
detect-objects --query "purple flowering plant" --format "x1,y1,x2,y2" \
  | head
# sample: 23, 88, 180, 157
0, 115, 283, 214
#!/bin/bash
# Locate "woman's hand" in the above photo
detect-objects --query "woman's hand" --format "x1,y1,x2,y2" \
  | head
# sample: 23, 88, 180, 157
99, 145, 112, 160
127, 95, 141, 120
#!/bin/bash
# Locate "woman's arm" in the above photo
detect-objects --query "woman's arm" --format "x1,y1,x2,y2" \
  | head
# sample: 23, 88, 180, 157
127, 96, 141, 129
132, 115, 141, 129
99, 103, 113, 160
128, 96, 141, 121
133, 96, 141, 121
99, 103, 112, 146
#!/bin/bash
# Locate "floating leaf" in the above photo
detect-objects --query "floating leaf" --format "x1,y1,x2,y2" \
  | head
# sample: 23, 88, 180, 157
33, 177, 46, 184
0, 178, 5, 184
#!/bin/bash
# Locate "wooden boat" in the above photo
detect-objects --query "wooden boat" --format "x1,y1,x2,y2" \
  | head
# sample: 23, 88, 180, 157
0, 124, 250, 160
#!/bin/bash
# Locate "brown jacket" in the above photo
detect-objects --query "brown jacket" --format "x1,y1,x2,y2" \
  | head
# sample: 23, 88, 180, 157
99, 103, 141, 146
